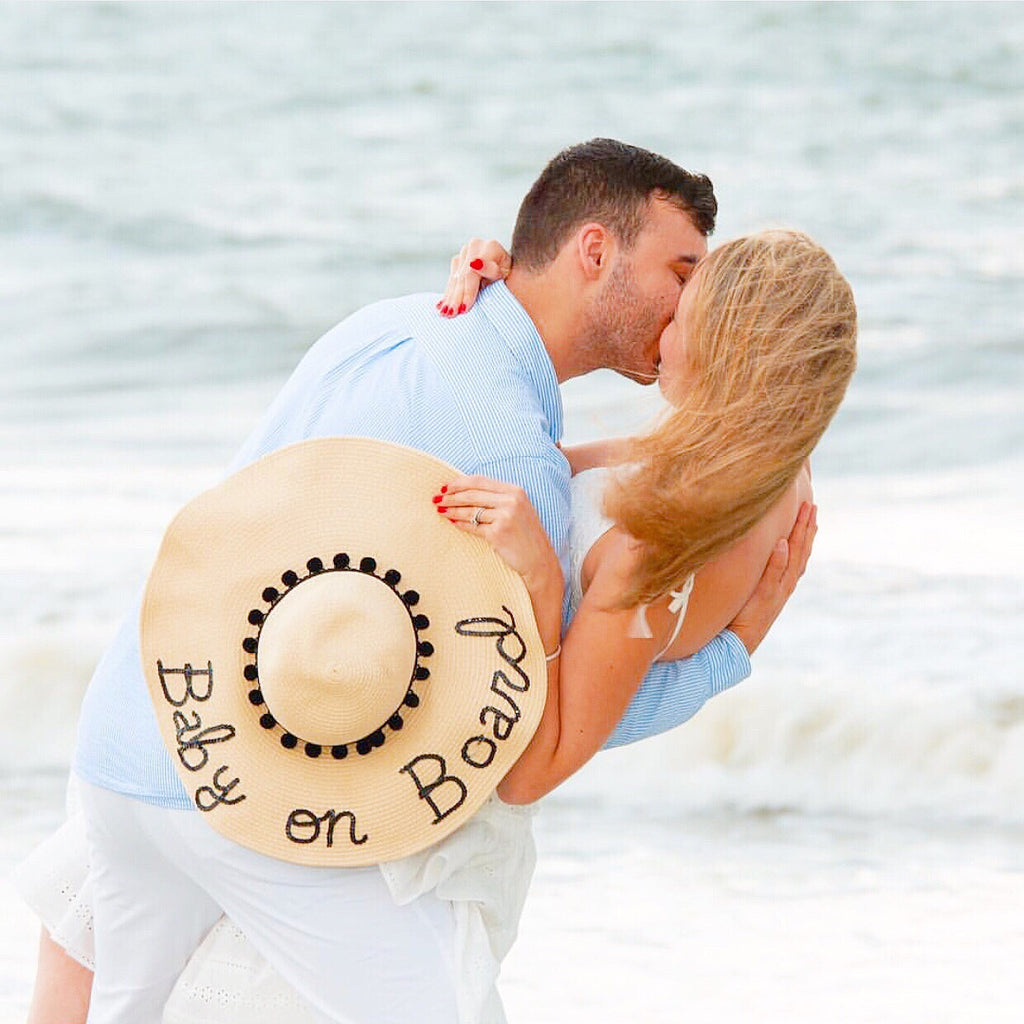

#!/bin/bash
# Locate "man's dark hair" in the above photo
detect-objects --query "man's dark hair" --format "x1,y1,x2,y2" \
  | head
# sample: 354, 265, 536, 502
510, 138, 717, 271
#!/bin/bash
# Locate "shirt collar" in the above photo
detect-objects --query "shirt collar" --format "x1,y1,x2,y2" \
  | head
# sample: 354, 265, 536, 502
476, 282, 563, 442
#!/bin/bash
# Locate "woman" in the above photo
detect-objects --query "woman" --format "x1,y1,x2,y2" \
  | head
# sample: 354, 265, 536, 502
18, 229, 854, 1022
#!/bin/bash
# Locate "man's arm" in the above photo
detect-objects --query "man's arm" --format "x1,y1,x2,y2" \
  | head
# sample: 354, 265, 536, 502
604, 631, 749, 747
606, 502, 817, 747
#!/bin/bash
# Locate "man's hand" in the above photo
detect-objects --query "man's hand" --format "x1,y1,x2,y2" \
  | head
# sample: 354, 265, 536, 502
727, 502, 817, 656
559, 437, 633, 476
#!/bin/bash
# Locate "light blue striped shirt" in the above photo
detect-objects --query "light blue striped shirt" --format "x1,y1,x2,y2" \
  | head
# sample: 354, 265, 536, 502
74, 284, 749, 808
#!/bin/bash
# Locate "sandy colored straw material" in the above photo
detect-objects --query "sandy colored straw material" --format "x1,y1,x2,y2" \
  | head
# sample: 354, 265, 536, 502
140, 437, 546, 866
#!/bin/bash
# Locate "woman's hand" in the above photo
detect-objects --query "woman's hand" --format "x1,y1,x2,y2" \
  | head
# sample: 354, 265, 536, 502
437, 475, 562, 601
437, 238, 512, 318
726, 500, 818, 655
434, 475, 563, 654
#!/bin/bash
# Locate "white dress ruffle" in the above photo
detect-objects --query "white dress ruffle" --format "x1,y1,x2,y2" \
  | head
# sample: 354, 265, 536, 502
11, 811, 96, 972
379, 799, 537, 1024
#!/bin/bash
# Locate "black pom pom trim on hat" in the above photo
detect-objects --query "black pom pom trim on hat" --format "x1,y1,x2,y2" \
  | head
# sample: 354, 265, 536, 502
243, 551, 432, 760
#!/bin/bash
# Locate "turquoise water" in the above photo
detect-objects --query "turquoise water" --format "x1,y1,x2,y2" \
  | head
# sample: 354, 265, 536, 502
1, 3, 1022, 1020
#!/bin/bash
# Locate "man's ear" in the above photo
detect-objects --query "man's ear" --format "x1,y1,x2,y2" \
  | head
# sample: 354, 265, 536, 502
574, 222, 614, 281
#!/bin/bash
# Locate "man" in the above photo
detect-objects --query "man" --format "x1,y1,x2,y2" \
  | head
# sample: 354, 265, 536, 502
70, 138, 807, 1020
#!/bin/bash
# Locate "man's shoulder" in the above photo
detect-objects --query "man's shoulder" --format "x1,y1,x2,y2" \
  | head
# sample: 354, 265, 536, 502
312, 291, 508, 358
322, 292, 434, 338
298, 289, 559, 462
294, 293, 441, 376
317, 286, 535, 359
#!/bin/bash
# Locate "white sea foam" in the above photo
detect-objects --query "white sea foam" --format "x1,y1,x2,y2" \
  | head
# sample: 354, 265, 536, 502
565, 669, 1024, 828
810, 463, 1024, 578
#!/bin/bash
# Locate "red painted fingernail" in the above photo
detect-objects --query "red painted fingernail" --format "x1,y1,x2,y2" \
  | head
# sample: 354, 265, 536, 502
432, 494, 442, 503
469, 258, 483, 270
458, 303, 466, 314
440, 486, 448, 493
435, 301, 442, 309
437, 506, 447, 513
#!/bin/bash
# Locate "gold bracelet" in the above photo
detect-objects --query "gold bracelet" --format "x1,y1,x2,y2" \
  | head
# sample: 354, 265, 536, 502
544, 643, 561, 663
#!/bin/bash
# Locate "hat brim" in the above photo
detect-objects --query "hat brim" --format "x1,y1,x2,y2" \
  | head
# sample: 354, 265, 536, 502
140, 438, 546, 866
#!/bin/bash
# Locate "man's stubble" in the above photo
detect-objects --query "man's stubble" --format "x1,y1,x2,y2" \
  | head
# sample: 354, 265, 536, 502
578, 256, 662, 385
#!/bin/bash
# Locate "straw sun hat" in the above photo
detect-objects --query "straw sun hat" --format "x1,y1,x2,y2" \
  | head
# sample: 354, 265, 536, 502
140, 437, 546, 866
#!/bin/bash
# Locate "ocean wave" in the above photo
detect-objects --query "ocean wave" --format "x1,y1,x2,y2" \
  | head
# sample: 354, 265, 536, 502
564, 670, 1024, 828
0, 626, 102, 775
1, 188, 285, 253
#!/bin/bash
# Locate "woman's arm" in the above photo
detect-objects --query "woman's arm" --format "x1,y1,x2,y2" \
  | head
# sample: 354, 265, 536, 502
442, 470, 817, 806
498, 531, 662, 802
641, 461, 814, 661
442, 475, 682, 804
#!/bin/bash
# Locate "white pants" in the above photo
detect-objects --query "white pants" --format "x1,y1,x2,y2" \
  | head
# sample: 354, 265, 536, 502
78, 780, 458, 1024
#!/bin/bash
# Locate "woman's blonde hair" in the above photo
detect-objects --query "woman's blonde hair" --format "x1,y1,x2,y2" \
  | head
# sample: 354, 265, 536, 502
606, 229, 857, 607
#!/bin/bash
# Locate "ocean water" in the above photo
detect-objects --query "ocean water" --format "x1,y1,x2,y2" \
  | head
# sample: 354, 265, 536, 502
2, 2, 1023, 1020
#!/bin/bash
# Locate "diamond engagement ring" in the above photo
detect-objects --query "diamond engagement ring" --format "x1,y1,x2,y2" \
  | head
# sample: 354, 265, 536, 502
472, 507, 484, 527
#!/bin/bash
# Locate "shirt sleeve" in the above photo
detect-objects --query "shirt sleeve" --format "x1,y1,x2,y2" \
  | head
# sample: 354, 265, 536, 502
473, 452, 572, 576
603, 629, 752, 748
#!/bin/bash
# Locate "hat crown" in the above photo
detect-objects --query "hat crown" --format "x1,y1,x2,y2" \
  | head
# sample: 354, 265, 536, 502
256, 570, 416, 746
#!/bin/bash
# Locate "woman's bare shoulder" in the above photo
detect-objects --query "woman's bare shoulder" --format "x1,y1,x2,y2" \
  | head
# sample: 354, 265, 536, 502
579, 524, 640, 596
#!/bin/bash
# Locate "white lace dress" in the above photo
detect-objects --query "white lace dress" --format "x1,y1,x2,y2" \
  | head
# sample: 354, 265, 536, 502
13, 469, 690, 1024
